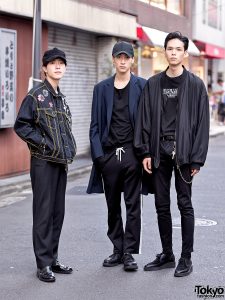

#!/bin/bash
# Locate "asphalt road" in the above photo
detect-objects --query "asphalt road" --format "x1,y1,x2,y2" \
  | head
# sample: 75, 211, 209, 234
0, 136, 225, 300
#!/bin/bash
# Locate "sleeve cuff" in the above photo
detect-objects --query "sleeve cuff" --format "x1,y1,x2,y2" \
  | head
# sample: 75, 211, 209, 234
190, 163, 201, 170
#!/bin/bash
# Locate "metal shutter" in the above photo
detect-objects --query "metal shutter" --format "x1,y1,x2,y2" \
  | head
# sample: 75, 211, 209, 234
48, 26, 97, 155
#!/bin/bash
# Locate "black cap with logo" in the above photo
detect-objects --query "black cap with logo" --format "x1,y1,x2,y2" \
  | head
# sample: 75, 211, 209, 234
112, 41, 134, 58
42, 48, 67, 66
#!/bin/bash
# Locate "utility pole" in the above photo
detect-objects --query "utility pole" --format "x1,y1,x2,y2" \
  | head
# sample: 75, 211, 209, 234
32, 0, 42, 88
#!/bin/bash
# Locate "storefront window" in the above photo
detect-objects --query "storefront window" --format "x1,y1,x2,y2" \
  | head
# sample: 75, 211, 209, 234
150, 0, 166, 10
165, 0, 184, 15
208, 0, 218, 28
137, 0, 184, 15
202, 0, 222, 30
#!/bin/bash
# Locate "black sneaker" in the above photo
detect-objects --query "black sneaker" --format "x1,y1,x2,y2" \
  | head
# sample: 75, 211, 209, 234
122, 253, 138, 271
174, 257, 193, 277
103, 253, 122, 267
144, 253, 175, 271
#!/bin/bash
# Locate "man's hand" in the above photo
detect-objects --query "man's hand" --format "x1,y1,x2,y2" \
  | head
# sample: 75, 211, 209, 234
191, 169, 199, 177
143, 157, 152, 174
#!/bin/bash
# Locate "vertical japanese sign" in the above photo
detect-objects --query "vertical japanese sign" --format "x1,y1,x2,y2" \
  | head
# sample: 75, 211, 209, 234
0, 28, 17, 128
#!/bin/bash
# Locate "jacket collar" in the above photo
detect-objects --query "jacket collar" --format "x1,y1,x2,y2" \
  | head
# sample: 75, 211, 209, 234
43, 79, 65, 98
163, 65, 187, 76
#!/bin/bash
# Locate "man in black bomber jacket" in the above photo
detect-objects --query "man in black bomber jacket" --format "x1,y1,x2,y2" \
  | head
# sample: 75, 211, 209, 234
14, 48, 76, 282
134, 32, 209, 277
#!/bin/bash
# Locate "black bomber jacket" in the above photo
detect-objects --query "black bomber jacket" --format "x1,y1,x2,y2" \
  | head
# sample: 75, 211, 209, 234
134, 69, 209, 169
14, 79, 76, 164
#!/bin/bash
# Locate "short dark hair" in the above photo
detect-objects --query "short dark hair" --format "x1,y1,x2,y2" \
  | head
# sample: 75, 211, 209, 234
164, 31, 189, 51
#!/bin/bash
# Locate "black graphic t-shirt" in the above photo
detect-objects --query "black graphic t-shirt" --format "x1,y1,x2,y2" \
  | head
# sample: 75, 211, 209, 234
160, 68, 187, 136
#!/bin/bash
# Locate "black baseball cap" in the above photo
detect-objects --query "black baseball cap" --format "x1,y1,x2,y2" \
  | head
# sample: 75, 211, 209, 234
112, 41, 134, 58
42, 48, 67, 66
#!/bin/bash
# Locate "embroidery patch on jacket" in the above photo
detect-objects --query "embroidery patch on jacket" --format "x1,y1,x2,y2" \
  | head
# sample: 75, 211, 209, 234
37, 94, 45, 102
43, 89, 49, 97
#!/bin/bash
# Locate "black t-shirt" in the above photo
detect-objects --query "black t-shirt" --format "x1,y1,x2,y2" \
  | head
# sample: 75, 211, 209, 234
161, 68, 187, 136
107, 82, 133, 146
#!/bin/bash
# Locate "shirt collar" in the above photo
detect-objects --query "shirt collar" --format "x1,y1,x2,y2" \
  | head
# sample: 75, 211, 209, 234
43, 79, 65, 98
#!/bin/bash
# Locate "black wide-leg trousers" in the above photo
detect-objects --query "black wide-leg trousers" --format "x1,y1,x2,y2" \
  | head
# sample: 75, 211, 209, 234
30, 156, 67, 269
153, 153, 194, 256
101, 146, 142, 254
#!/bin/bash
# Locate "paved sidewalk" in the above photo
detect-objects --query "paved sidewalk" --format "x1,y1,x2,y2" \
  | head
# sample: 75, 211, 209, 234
210, 119, 225, 137
0, 119, 225, 200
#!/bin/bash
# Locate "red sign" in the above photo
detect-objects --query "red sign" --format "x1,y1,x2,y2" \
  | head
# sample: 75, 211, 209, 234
205, 43, 225, 59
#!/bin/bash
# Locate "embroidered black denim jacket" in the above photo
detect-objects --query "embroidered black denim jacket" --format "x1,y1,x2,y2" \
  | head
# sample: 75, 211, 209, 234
14, 79, 76, 164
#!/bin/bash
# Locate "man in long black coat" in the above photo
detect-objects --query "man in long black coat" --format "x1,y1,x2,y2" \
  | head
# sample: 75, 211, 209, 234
87, 41, 146, 271
134, 32, 209, 277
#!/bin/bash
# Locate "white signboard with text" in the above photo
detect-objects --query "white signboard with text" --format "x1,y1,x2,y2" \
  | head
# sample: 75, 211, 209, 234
0, 28, 17, 128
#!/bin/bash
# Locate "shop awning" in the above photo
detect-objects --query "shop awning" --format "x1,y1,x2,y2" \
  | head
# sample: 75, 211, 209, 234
137, 25, 200, 56
194, 40, 225, 59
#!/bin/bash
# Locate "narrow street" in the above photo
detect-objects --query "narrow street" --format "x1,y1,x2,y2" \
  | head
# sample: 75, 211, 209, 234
0, 135, 225, 300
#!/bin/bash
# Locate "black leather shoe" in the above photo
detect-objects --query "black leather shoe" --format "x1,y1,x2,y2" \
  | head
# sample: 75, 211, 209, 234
174, 257, 193, 277
37, 266, 55, 282
51, 260, 73, 274
122, 253, 138, 271
144, 253, 175, 271
103, 253, 122, 267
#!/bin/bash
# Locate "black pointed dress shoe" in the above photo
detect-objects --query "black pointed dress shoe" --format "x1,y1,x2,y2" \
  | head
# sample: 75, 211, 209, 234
37, 266, 55, 282
144, 253, 175, 271
51, 260, 73, 274
174, 257, 193, 277
122, 253, 138, 271
103, 253, 122, 267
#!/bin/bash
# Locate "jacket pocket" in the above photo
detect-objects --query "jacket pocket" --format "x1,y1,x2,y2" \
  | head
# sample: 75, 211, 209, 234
45, 109, 57, 129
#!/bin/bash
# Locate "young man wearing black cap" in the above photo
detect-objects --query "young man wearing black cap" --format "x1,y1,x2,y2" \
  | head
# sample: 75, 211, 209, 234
134, 32, 209, 277
14, 48, 76, 282
87, 41, 146, 271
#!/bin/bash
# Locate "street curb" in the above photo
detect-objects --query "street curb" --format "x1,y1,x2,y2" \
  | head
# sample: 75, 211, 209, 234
0, 164, 92, 198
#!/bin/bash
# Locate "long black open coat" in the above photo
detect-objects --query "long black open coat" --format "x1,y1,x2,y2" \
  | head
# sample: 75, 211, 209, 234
87, 73, 146, 194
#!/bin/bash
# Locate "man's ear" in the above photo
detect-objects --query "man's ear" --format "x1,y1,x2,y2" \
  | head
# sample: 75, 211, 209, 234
112, 55, 115, 64
42, 66, 47, 73
184, 51, 189, 58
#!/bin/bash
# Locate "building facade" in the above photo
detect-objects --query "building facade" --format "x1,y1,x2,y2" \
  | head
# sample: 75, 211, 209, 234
192, 0, 225, 86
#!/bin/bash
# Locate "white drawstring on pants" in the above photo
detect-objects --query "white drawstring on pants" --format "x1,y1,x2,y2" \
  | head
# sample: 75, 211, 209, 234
115, 147, 125, 162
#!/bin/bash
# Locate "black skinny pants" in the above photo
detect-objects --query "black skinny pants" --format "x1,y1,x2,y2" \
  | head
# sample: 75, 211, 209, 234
30, 157, 67, 269
153, 153, 194, 256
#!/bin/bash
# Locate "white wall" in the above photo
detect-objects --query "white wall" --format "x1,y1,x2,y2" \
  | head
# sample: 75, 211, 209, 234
96, 37, 116, 82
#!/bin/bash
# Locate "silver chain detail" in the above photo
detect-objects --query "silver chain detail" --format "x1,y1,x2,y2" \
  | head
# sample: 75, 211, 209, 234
172, 141, 192, 184
177, 165, 193, 184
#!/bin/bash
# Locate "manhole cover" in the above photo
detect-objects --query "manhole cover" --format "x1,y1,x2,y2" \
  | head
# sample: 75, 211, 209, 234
173, 218, 217, 228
